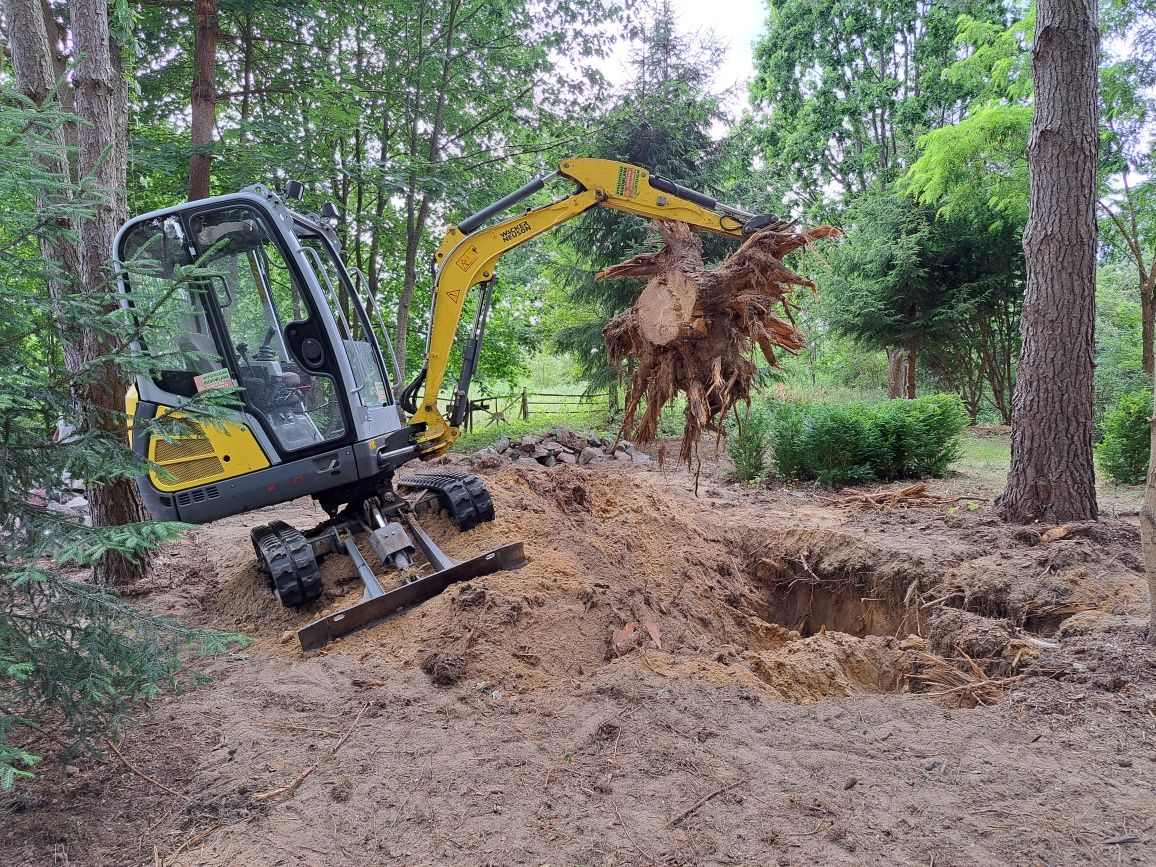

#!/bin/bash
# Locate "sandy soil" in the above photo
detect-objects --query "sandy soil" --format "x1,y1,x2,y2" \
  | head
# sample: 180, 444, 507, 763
2, 447, 1155, 866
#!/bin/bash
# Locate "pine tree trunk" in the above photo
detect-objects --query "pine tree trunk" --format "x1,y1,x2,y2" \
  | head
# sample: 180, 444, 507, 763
188, 0, 219, 200
905, 341, 917, 399
886, 348, 905, 399
1142, 386, 1156, 643
71, 0, 150, 585
997, 0, 1099, 524
4, 0, 83, 352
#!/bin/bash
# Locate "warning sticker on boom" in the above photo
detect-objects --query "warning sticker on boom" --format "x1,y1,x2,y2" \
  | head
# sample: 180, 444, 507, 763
194, 368, 234, 392
615, 166, 639, 198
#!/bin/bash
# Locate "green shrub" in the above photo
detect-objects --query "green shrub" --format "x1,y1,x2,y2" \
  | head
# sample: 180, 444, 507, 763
1096, 389, 1151, 485
770, 401, 883, 486
769, 394, 968, 486
726, 404, 773, 483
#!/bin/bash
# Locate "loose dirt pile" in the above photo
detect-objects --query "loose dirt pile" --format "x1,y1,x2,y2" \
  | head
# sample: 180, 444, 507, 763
202, 464, 933, 703
199, 459, 1141, 710
600, 220, 838, 461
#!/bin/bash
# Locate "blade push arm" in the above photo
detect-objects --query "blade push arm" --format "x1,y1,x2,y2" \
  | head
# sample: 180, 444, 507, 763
405, 157, 772, 456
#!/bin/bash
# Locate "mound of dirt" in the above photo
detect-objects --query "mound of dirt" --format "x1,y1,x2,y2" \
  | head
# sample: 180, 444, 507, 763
203, 464, 929, 704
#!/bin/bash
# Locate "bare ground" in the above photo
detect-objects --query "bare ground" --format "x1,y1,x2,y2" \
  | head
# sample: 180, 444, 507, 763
3, 446, 1155, 866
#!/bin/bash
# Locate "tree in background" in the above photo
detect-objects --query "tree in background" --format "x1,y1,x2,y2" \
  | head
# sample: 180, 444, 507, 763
4, 0, 150, 585
997, 0, 1099, 523
130, 0, 619, 380
750, 0, 1013, 392
553, 2, 727, 399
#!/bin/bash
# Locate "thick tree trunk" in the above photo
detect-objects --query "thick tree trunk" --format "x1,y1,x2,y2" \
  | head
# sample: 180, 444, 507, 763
1143, 386, 1156, 643
188, 0, 219, 200
4, 0, 83, 352
886, 348, 905, 399
997, 0, 1099, 524
71, 0, 150, 585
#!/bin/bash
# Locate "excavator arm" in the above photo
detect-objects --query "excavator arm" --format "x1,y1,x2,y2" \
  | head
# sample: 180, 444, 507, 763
401, 157, 778, 456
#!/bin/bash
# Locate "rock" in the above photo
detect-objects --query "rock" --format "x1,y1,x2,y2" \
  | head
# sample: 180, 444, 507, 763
614, 451, 632, 462
532, 445, 550, 459
587, 435, 603, 447
471, 449, 504, 470
521, 434, 543, 450
513, 456, 544, 469
579, 447, 604, 465
64, 496, 89, 511
495, 436, 511, 454
629, 451, 650, 463
537, 453, 556, 467
542, 440, 564, 453
555, 427, 586, 452
557, 452, 577, 465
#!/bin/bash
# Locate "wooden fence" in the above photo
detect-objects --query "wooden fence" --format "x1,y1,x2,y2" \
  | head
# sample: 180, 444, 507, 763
455, 389, 611, 431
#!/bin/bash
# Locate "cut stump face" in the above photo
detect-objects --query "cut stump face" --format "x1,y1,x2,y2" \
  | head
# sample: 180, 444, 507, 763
598, 219, 839, 464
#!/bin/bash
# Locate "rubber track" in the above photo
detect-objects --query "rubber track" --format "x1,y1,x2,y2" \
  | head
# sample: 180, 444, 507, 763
251, 520, 323, 608
398, 470, 495, 531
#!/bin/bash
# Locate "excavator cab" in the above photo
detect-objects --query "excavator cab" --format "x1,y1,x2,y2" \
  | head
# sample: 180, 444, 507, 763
116, 183, 523, 648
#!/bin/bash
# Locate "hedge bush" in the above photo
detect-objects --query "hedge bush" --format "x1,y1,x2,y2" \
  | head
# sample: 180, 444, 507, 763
770, 394, 968, 486
725, 404, 773, 483
1096, 389, 1151, 485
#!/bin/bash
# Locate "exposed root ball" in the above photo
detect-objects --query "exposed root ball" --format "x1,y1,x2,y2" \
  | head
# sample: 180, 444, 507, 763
599, 220, 839, 463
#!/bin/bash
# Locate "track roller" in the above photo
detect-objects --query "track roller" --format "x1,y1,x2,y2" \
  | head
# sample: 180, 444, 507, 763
397, 470, 495, 531
251, 520, 324, 607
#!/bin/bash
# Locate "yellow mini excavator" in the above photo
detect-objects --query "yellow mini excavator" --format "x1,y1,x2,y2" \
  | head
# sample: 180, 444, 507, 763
116, 158, 776, 648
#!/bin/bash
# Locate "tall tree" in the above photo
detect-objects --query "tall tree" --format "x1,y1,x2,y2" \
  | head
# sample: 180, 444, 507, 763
4, 0, 150, 584
187, 0, 219, 199
997, 0, 1099, 523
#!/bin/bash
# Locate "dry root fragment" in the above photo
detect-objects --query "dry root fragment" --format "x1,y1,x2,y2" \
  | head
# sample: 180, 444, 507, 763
599, 220, 839, 464
834, 482, 949, 510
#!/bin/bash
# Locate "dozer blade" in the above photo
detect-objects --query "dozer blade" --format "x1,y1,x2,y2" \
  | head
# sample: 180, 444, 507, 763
296, 542, 527, 651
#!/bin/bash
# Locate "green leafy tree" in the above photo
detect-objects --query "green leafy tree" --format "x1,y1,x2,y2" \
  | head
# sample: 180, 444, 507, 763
750, 0, 1011, 205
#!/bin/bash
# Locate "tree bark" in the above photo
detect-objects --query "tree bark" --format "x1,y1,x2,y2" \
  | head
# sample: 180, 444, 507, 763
188, 0, 219, 200
1143, 385, 1156, 643
70, 0, 150, 585
886, 348, 905, 399
1142, 275, 1155, 377
997, 0, 1099, 524
905, 340, 917, 399
4, 0, 82, 355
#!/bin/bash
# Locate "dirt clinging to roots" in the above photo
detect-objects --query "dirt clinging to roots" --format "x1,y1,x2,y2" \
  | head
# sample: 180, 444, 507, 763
599, 219, 839, 462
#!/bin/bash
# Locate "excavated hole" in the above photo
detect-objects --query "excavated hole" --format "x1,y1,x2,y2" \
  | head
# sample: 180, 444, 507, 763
746, 548, 926, 640
760, 575, 924, 639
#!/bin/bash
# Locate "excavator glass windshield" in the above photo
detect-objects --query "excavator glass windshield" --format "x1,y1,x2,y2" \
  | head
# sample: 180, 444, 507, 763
119, 206, 347, 453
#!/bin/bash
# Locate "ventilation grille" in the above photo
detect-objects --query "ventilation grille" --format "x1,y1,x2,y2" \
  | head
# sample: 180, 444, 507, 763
162, 456, 224, 484
154, 436, 215, 463
176, 485, 220, 507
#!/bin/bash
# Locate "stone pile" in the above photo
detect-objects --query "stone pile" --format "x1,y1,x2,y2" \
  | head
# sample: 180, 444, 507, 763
28, 471, 92, 525
467, 426, 651, 470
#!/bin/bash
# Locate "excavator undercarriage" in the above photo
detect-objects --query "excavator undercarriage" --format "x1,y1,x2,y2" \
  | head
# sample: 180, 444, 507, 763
251, 469, 525, 650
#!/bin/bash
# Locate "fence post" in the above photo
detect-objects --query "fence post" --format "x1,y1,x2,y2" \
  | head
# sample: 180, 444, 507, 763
521, 388, 529, 421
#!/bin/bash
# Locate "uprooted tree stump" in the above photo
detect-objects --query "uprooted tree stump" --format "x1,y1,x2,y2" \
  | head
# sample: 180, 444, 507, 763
599, 219, 839, 464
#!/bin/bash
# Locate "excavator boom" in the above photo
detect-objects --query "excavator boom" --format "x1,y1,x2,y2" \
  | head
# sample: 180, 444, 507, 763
402, 158, 776, 456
